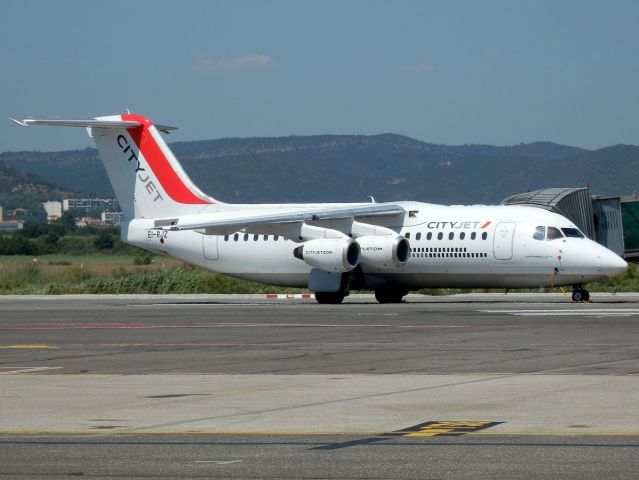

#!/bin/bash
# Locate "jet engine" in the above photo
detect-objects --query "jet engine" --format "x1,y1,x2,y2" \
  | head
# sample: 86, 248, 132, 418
293, 238, 360, 273
356, 235, 410, 269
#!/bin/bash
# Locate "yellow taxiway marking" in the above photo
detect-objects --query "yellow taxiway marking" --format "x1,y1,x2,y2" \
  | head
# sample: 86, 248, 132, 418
396, 421, 502, 437
0, 345, 55, 349
2, 429, 639, 437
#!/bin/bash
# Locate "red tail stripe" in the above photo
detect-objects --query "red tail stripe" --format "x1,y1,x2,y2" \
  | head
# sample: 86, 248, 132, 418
122, 114, 210, 205
481, 221, 492, 228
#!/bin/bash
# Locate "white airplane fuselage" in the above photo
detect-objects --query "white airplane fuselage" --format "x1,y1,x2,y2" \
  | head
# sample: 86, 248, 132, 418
123, 201, 626, 291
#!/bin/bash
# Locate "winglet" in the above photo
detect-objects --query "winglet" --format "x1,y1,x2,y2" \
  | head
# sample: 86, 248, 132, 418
9, 118, 29, 127
155, 124, 178, 133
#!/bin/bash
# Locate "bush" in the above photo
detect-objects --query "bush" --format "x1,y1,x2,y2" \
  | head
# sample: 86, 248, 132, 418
94, 230, 115, 251
133, 251, 152, 265
56, 236, 94, 254
0, 236, 37, 255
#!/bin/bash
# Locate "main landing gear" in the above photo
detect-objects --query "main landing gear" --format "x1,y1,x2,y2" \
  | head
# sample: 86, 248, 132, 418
374, 288, 408, 304
571, 285, 590, 303
314, 291, 346, 304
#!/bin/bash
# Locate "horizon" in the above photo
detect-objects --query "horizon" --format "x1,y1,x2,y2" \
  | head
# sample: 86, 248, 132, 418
3, 130, 636, 155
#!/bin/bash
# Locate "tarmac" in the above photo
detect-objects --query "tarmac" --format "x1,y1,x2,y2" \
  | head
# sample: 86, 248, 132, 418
1, 293, 638, 478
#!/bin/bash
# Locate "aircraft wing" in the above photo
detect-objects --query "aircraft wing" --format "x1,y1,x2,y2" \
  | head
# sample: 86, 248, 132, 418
161, 203, 406, 232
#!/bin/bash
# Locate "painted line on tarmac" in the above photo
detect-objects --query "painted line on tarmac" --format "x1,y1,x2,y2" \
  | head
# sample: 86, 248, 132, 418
2, 429, 639, 437
0, 367, 61, 375
195, 460, 243, 465
0, 345, 55, 349
0, 322, 469, 331
480, 309, 639, 317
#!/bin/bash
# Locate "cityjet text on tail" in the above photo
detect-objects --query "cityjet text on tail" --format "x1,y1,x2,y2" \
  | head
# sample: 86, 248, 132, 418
10, 113, 627, 303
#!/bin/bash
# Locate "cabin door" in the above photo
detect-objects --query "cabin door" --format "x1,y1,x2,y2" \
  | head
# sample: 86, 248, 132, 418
493, 222, 515, 260
202, 235, 219, 260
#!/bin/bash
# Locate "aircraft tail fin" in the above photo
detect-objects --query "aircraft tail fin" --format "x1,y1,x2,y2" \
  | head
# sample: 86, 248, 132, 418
11, 114, 222, 220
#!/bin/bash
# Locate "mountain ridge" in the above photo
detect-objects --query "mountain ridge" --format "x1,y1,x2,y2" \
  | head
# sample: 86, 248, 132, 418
1, 135, 636, 213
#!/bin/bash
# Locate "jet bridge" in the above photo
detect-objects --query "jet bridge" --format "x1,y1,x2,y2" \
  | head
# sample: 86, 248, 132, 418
502, 187, 595, 238
502, 187, 638, 261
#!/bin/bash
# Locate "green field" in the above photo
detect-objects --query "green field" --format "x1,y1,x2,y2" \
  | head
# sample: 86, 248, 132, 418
0, 254, 636, 295
0, 254, 301, 295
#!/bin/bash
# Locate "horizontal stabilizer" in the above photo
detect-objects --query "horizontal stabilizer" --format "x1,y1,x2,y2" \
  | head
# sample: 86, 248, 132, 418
9, 118, 177, 133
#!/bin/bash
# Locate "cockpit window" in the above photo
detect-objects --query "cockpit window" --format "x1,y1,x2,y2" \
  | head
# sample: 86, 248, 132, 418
533, 226, 545, 240
561, 228, 584, 238
547, 226, 564, 240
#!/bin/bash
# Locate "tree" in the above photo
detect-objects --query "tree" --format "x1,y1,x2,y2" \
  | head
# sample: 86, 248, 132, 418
53, 211, 77, 233
93, 230, 114, 251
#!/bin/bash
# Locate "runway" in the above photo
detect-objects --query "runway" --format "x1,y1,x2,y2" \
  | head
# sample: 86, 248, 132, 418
1, 293, 639, 478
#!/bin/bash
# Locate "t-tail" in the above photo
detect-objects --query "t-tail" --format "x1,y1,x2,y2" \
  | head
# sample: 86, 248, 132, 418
9, 113, 222, 219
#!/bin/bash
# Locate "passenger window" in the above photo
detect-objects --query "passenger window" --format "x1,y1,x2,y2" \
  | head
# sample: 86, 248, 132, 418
561, 228, 584, 238
437, 232, 443, 240
274, 235, 279, 241
481, 232, 487, 240
471, 232, 476, 240
233, 233, 239, 241
243, 234, 249, 241
253, 234, 259, 241
547, 227, 563, 240
460, 232, 465, 240
416, 232, 422, 240
449, 232, 454, 240
224, 235, 229, 241
533, 226, 545, 240
263, 235, 268, 241
405, 232, 411, 239
426, 232, 432, 240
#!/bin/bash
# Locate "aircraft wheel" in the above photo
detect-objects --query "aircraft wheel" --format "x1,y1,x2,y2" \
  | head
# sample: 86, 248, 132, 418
581, 289, 590, 302
375, 289, 407, 304
572, 289, 584, 303
315, 291, 345, 304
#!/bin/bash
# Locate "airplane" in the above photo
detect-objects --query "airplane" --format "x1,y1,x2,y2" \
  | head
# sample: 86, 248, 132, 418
10, 113, 628, 304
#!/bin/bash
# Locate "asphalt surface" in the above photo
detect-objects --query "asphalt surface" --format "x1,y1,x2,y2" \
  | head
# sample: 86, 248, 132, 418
1, 293, 638, 479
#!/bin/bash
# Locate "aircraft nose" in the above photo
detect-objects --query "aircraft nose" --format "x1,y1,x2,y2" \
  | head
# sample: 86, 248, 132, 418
599, 249, 628, 277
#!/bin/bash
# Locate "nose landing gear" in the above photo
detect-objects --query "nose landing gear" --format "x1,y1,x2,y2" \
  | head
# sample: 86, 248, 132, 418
571, 285, 590, 303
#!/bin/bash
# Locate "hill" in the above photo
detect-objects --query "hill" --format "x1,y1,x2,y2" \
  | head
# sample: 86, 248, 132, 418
1, 135, 636, 208
0, 159, 81, 222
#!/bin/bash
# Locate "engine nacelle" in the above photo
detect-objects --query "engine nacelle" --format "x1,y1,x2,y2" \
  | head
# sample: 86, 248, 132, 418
293, 238, 360, 273
356, 235, 410, 269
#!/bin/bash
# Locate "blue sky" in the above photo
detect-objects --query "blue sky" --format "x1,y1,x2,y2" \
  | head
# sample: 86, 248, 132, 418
1, 0, 638, 151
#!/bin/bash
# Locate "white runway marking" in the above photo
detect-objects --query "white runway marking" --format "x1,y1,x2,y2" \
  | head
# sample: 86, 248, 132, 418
0, 367, 61, 375
481, 309, 639, 317
195, 460, 243, 465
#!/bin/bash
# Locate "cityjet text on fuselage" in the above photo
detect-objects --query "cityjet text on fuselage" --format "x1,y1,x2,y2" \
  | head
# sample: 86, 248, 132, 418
425, 221, 491, 229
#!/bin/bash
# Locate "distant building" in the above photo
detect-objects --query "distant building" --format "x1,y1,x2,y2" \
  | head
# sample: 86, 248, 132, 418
63, 198, 120, 212
101, 211, 125, 225
0, 206, 23, 230
75, 216, 110, 228
0, 220, 24, 231
42, 201, 63, 222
